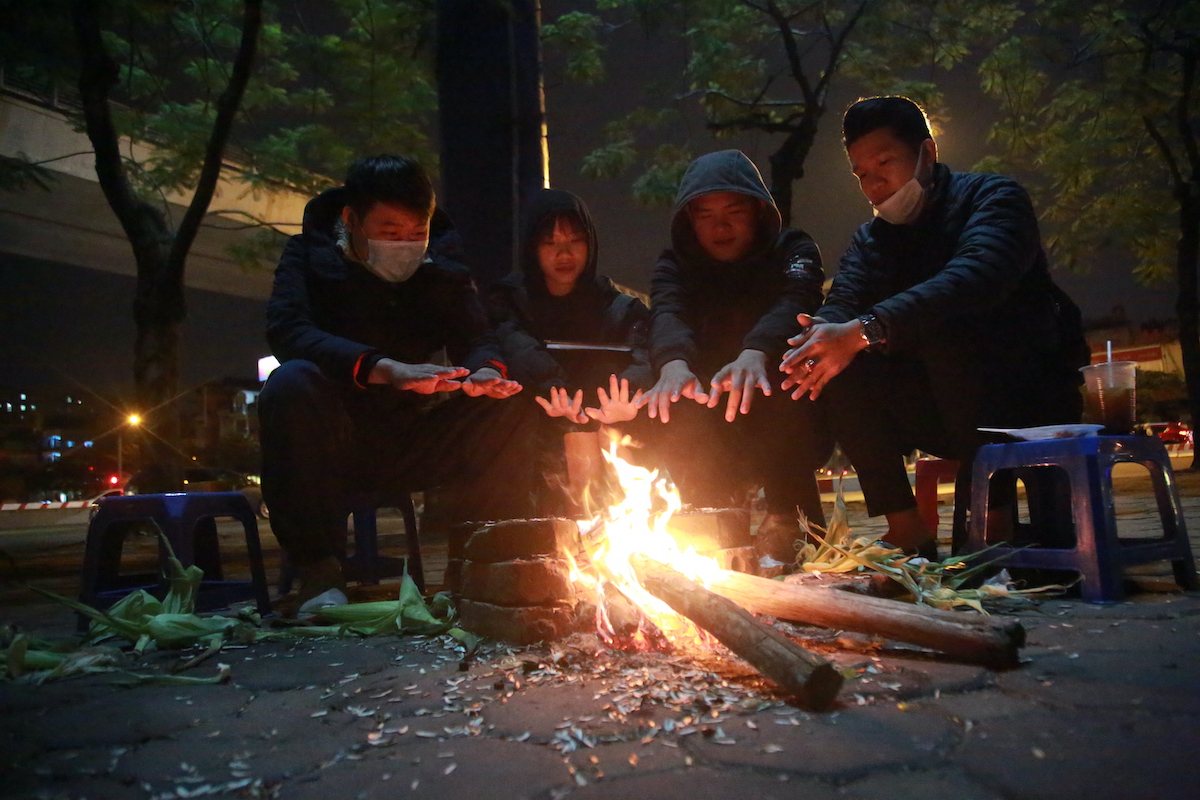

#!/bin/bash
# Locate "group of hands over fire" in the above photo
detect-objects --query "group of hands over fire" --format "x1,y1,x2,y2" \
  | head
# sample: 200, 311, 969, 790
366, 310, 860, 427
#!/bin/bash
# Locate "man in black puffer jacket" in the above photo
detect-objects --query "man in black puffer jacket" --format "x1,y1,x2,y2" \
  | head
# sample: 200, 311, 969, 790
640, 150, 834, 565
259, 155, 534, 605
781, 96, 1089, 554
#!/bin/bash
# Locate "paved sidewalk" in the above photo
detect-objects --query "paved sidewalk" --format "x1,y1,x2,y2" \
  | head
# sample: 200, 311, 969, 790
2, 470, 1198, 800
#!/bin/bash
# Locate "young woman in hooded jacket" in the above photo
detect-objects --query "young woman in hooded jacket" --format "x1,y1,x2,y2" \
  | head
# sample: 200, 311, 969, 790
487, 188, 654, 511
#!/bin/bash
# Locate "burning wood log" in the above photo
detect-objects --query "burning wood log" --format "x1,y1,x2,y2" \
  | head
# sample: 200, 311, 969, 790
703, 569, 1025, 668
631, 555, 844, 710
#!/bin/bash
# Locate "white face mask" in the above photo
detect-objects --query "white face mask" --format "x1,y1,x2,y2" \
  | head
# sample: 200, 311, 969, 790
873, 144, 929, 225
364, 237, 427, 283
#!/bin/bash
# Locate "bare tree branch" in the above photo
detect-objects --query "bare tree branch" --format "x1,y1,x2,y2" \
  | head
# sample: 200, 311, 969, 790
758, 0, 815, 107
168, 0, 263, 276
71, 0, 163, 249
814, 0, 870, 102
676, 88, 808, 108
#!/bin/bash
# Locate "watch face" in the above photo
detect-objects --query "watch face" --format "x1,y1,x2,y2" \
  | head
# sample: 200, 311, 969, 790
860, 315, 884, 346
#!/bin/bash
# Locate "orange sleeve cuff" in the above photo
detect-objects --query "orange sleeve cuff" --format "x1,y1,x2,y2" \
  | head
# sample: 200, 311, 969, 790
353, 353, 371, 389
486, 359, 509, 380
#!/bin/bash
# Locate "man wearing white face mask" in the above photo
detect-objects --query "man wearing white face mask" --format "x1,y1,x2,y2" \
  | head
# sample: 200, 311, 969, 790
779, 96, 1089, 555
260, 154, 536, 607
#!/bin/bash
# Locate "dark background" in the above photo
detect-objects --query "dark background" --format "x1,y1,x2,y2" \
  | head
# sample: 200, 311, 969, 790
0, 17, 1179, 398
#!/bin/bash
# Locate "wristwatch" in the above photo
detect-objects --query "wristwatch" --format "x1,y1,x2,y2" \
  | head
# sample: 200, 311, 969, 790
857, 314, 886, 350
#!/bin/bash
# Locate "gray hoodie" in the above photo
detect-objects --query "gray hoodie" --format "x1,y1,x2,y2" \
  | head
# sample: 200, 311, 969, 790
669, 149, 782, 264
649, 150, 824, 376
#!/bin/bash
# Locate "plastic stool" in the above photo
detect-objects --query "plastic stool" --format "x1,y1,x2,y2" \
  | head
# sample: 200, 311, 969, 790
964, 435, 1197, 603
277, 495, 423, 595
79, 492, 272, 619
913, 458, 967, 545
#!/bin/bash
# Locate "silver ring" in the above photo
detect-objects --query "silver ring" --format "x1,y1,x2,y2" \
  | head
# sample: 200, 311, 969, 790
802, 358, 818, 371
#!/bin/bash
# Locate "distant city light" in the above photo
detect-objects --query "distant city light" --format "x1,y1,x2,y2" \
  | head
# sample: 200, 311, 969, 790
258, 355, 280, 382
127, 414, 141, 426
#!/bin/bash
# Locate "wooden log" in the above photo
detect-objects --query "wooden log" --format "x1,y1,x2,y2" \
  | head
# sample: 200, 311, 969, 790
631, 555, 844, 710
704, 568, 1025, 668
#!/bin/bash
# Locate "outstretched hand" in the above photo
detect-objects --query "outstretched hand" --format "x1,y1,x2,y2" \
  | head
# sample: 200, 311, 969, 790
585, 374, 643, 425
636, 359, 709, 424
779, 313, 866, 401
369, 358, 468, 394
706, 349, 771, 422
461, 367, 523, 399
535, 386, 589, 424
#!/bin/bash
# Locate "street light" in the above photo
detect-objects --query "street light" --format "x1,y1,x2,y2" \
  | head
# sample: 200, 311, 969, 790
117, 414, 141, 485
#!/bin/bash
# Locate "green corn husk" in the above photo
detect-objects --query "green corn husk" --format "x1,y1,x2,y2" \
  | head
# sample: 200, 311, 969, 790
791, 482, 1069, 613
20, 538, 474, 682
294, 572, 456, 637
2, 634, 124, 682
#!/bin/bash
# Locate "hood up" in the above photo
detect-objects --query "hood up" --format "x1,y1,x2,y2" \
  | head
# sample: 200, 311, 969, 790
669, 149, 782, 264
518, 188, 601, 296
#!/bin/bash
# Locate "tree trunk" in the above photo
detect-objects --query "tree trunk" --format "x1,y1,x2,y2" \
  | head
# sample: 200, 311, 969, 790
436, 0, 548, 288
71, 0, 261, 491
766, 112, 820, 228
1175, 186, 1200, 471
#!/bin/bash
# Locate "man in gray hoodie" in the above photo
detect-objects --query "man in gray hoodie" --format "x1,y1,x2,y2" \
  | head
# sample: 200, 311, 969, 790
639, 150, 832, 565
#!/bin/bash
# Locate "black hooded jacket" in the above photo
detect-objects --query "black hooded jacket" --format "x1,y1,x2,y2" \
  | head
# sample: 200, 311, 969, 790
486, 188, 652, 394
649, 150, 825, 378
819, 163, 1089, 384
265, 186, 505, 406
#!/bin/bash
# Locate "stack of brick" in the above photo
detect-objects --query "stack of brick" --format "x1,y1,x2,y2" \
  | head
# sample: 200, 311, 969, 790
665, 508, 756, 574
455, 518, 583, 645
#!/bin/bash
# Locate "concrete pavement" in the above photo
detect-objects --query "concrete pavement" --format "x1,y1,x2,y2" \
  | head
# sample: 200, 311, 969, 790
1, 469, 1198, 799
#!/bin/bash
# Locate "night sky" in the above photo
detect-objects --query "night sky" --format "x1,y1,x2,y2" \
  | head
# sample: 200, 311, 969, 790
0, 13, 1181, 397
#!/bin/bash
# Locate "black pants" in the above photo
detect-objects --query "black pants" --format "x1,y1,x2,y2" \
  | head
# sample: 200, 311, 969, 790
824, 349, 1082, 518
258, 360, 537, 567
643, 390, 833, 525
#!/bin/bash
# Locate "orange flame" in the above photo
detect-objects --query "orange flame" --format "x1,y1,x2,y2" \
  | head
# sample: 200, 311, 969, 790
574, 432, 723, 650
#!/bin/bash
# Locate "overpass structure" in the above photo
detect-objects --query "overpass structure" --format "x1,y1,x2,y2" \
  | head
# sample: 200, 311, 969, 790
0, 76, 308, 301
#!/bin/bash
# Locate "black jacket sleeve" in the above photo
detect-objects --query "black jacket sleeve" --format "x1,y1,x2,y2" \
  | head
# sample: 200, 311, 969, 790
818, 228, 873, 325
485, 286, 567, 390
610, 293, 655, 389
741, 229, 824, 360
266, 235, 379, 387
436, 267, 508, 375
648, 251, 698, 372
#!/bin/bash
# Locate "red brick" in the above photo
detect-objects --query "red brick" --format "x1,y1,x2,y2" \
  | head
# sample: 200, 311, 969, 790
459, 557, 575, 606
457, 599, 577, 645
462, 518, 581, 562
666, 509, 752, 552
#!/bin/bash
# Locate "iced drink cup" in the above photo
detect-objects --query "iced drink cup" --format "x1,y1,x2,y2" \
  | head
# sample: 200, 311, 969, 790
1080, 361, 1137, 434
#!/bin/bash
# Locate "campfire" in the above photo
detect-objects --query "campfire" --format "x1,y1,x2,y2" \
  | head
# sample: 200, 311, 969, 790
455, 432, 1027, 711
569, 434, 718, 649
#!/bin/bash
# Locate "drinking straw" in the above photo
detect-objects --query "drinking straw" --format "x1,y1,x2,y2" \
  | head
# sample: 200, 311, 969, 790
1107, 340, 1112, 363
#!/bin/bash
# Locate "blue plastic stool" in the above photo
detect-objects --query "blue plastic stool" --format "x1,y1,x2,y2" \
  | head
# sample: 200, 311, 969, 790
79, 492, 272, 621
276, 495, 423, 595
963, 435, 1197, 603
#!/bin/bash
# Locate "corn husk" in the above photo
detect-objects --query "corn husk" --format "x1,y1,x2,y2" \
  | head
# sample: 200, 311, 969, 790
792, 485, 1069, 613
